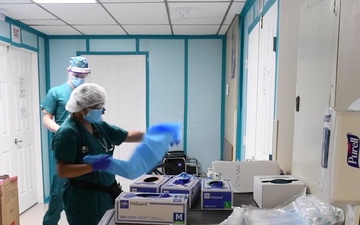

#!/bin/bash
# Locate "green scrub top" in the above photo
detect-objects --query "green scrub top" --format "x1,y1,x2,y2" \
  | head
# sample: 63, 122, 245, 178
40, 82, 73, 125
53, 117, 128, 224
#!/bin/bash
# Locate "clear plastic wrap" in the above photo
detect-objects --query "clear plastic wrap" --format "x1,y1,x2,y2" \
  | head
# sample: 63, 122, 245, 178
219, 193, 344, 225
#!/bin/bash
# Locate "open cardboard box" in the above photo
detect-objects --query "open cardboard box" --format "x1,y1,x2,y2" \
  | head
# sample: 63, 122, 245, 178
0, 175, 19, 225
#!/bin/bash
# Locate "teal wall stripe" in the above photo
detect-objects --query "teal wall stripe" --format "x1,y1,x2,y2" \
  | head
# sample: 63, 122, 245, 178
220, 38, 226, 160
183, 39, 189, 154
86, 38, 90, 52
145, 51, 149, 128
136, 38, 140, 52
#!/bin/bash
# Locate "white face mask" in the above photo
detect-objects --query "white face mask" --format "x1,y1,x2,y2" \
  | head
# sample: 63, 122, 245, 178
71, 76, 86, 87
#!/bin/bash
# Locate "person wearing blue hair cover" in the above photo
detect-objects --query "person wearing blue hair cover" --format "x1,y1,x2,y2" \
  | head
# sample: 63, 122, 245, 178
53, 83, 180, 225
40, 56, 90, 225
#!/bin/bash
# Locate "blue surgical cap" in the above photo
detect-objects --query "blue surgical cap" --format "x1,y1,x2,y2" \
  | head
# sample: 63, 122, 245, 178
68, 56, 91, 74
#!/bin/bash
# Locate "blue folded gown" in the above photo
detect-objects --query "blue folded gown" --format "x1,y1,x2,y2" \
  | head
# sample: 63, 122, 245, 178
83, 122, 181, 179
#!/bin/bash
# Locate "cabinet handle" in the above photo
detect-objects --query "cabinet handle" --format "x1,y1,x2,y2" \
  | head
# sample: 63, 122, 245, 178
296, 96, 300, 112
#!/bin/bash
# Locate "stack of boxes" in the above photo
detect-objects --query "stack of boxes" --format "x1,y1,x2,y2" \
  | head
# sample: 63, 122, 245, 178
115, 173, 234, 224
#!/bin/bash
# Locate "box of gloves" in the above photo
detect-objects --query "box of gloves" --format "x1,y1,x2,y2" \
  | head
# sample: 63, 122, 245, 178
130, 175, 172, 193
201, 178, 233, 210
161, 173, 201, 208
115, 192, 188, 224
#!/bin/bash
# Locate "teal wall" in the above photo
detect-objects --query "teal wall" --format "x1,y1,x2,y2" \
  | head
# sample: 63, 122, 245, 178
1, 17, 225, 201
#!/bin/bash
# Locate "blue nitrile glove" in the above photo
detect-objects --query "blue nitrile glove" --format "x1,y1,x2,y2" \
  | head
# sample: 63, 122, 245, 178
84, 154, 111, 171
146, 122, 181, 146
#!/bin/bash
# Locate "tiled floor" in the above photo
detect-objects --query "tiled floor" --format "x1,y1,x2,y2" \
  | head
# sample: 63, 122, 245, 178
20, 179, 133, 225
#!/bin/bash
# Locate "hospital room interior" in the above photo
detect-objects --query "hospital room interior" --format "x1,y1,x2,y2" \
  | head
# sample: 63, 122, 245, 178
0, 0, 359, 224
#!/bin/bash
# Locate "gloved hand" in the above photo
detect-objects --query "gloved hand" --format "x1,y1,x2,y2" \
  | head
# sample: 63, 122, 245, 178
87, 154, 111, 171
147, 122, 181, 147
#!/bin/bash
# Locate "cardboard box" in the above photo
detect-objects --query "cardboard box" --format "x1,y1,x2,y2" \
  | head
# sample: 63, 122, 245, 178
211, 160, 280, 193
201, 178, 233, 210
115, 192, 188, 224
130, 175, 172, 193
161, 175, 201, 208
0, 176, 19, 225
253, 175, 306, 208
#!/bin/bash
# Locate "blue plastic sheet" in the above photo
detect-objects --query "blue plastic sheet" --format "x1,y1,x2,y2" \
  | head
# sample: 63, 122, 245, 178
83, 122, 181, 179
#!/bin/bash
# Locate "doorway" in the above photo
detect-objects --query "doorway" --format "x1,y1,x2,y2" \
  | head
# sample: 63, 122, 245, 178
84, 54, 147, 189
0, 43, 42, 213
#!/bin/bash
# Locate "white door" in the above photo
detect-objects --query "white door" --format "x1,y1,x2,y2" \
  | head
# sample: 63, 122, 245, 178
84, 54, 146, 190
244, 2, 278, 160
0, 44, 42, 213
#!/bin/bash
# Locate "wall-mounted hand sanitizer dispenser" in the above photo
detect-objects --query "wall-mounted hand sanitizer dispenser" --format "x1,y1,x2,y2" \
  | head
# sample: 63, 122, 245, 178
320, 107, 360, 204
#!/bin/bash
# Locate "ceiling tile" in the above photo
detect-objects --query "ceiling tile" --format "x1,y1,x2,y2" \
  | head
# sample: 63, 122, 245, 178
99, 0, 164, 2
123, 24, 171, 35
30, 25, 82, 35
40, 3, 117, 24
173, 24, 220, 35
104, 2, 168, 25
0, 4, 56, 19
224, 2, 244, 25
19, 19, 65, 25
219, 24, 229, 35
168, 2, 229, 25
0, 0, 32, 3
74, 25, 127, 35
167, 0, 229, 1
1, 1, 244, 35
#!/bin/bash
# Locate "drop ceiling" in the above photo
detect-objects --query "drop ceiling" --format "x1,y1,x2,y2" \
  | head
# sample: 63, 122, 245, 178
0, 0, 245, 36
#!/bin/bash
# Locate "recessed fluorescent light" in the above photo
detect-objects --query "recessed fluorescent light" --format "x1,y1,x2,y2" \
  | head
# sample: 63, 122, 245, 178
33, 0, 96, 3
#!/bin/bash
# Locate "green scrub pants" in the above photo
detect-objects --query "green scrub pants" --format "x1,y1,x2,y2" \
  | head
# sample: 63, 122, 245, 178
42, 175, 65, 225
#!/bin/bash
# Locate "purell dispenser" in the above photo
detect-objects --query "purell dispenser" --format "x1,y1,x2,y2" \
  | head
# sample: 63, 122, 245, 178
320, 107, 360, 204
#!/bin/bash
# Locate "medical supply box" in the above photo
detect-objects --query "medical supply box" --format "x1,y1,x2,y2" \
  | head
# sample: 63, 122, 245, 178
129, 175, 172, 193
253, 175, 306, 208
161, 175, 201, 208
211, 160, 280, 193
201, 178, 233, 210
0, 176, 19, 225
115, 192, 188, 224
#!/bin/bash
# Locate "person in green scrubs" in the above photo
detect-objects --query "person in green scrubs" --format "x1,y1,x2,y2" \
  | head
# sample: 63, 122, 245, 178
53, 83, 144, 225
40, 56, 91, 225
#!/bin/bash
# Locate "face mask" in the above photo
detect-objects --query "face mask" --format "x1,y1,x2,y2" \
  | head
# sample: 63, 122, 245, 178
83, 108, 103, 123
71, 76, 86, 87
